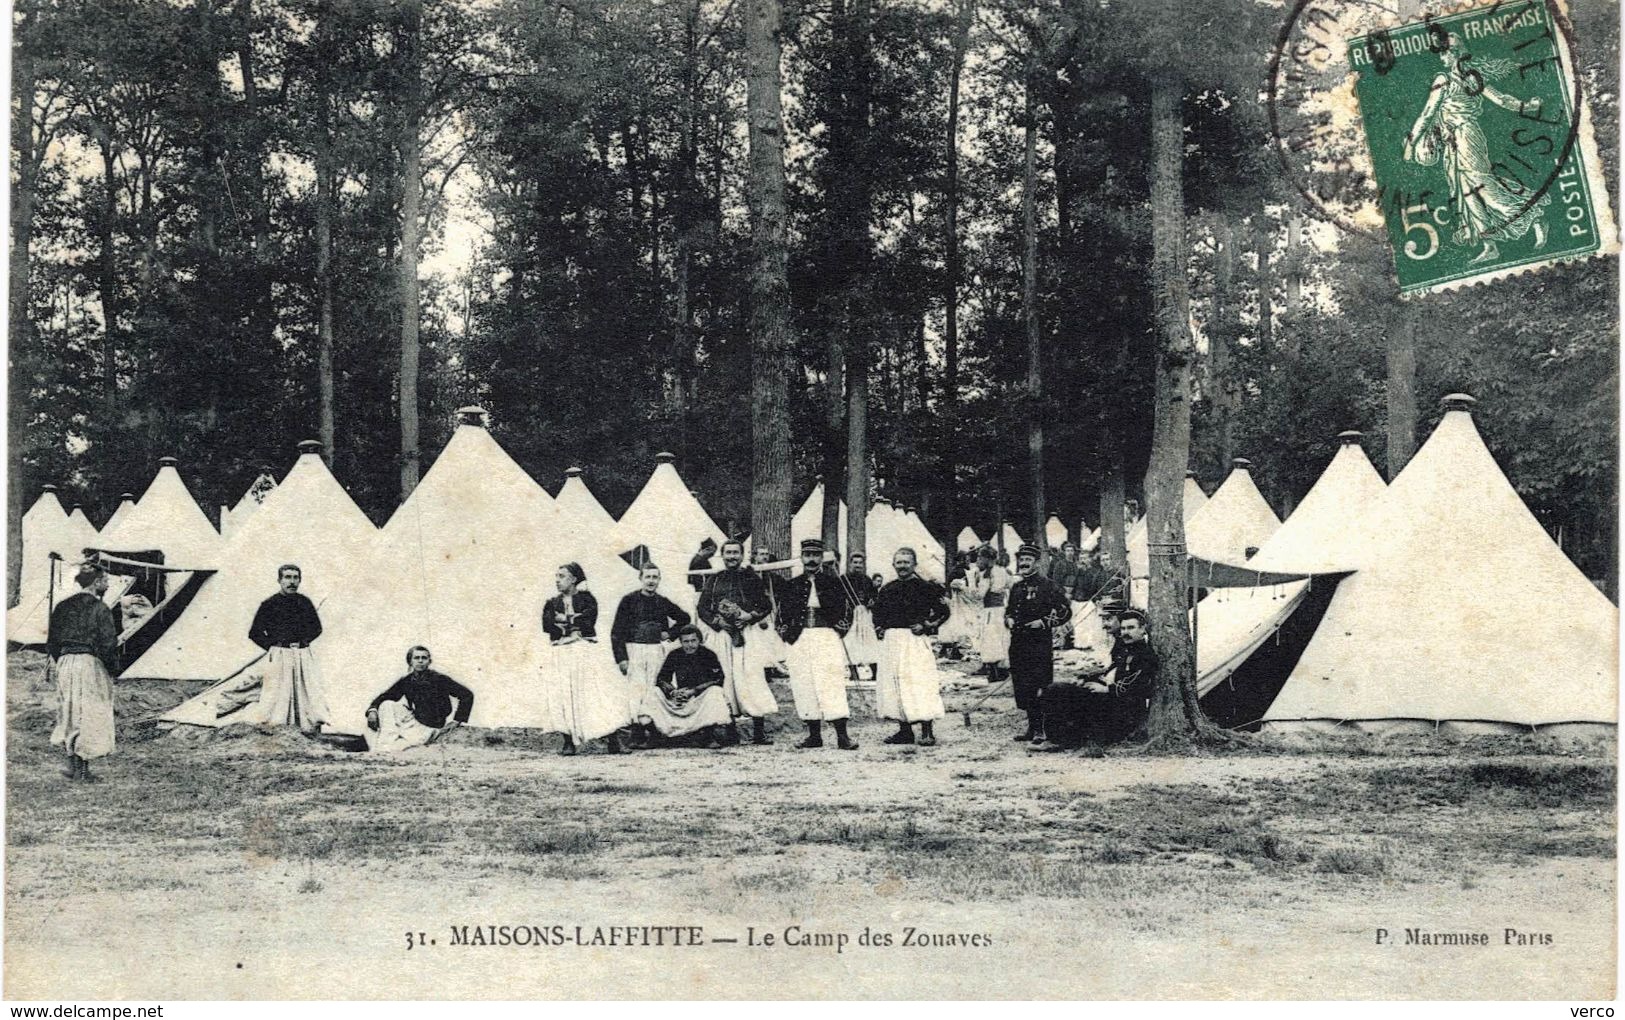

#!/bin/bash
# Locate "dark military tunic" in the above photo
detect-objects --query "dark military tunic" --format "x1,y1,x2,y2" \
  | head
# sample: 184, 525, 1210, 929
368, 669, 475, 729
871, 575, 950, 638
655, 645, 727, 694
1003, 573, 1071, 709
697, 566, 770, 636
609, 591, 691, 663
49, 591, 119, 674
543, 591, 599, 641
249, 592, 323, 649
776, 571, 852, 644
843, 571, 879, 608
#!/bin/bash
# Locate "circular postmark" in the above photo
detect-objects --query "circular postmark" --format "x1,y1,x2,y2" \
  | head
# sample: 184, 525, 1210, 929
1267, 0, 1587, 255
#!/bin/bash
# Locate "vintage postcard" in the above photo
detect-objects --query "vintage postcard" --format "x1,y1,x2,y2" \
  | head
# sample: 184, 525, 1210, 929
5, 0, 1617, 1005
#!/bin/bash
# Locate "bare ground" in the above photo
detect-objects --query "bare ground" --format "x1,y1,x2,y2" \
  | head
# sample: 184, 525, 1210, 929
4, 650, 1616, 999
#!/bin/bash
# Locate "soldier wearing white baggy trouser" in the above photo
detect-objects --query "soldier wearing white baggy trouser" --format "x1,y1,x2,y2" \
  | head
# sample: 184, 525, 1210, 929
777, 539, 857, 751
872, 548, 951, 747
697, 539, 777, 745
609, 564, 692, 748
48, 564, 119, 783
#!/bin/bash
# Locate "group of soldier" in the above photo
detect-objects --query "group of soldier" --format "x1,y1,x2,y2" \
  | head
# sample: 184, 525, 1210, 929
44, 533, 1158, 782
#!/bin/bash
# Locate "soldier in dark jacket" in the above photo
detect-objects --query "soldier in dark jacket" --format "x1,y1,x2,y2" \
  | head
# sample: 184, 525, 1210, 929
1004, 544, 1072, 744
365, 646, 475, 752
777, 539, 857, 750
1079, 609, 1157, 745
872, 549, 951, 746
48, 564, 119, 782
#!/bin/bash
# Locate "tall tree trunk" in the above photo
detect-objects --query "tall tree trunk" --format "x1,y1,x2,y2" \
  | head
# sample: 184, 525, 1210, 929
237, 0, 275, 354
1144, 76, 1211, 743
1284, 208, 1304, 319
1255, 210, 1273, 353
942, 0, 973, 544
9, 5, 38, 604
315, 42, 336, 465
1386, 314, 1418, 478
943, 0, 973, 415
842, 0, 873, 569
845, 326, 869, 568
1021, 62, 1044, 554
1211, 215, 1236, 468
744, 0, 794, 558
669, 0, 702, 427
822, 337, 845, 553
397, 0, 423, 498
95, 131, 119, 413
1099, 457, 1126, 573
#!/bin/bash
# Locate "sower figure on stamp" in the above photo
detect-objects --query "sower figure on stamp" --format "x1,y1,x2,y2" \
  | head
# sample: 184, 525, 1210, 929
840, 551, 882, 682
778, 539, 858, 750
639, 625, 734, 748
698, 539, 778, 745
365, 646, 474, 753
1004, 543, 1072, 745
610, 563, 691, 749
1402, 32, 1551, 266
48, 562, 119, 783
872, 548, 951, 747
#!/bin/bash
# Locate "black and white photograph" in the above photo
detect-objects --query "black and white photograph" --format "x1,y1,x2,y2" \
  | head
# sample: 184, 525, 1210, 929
3, 0, 1619, 1003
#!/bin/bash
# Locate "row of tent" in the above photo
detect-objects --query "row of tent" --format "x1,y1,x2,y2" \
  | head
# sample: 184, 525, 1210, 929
1182, 396, 1613, 735
7, 408, 956, 734
8, 396, 1615, 737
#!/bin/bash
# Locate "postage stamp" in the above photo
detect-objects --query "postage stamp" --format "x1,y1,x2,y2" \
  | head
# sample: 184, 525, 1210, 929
1346, 1, 1618, 295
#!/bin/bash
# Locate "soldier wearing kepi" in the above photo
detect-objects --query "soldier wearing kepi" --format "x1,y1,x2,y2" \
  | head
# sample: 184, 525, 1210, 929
610, 563, 691, 747
1004, 543, 1072, 745
872, 548, 951, 747
48, 563, 119, 783
777, 538, 858, 750
698, 539, 778, 744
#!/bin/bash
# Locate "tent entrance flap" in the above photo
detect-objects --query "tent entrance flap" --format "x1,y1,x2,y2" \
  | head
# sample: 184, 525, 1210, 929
1198, 576, 1347, 730
117, 569, 217, 671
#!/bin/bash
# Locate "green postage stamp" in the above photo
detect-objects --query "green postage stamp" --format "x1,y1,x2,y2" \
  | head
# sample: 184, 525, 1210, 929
1348, 1, 1617, 296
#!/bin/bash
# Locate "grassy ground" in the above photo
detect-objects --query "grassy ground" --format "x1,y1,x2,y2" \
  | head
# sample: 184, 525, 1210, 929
4, 649, 1615, 999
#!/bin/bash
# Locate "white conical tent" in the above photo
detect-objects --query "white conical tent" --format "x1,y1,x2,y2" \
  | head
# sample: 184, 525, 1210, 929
995, 522, 1023, 554
957, 526, 982, 553
315, 417, 640, 733
554, 467, 618, 540
98, 458, 221, 568
1125, 475, 1211, 591
1196, 436, 1389, 696
1184, 474, 1210, 520
1263, 399, 1618, 733
6, 487, 103, 643
1045, 515, 1068, 548
1186, 460, 1280, 564
67, 505, 98, 537
790, 482, 847, 556
221, 470, 279, 541
896, 507, 946, 580
130, 446, 377, 682
103, 493, 137, 535
609, 453, 727, 581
